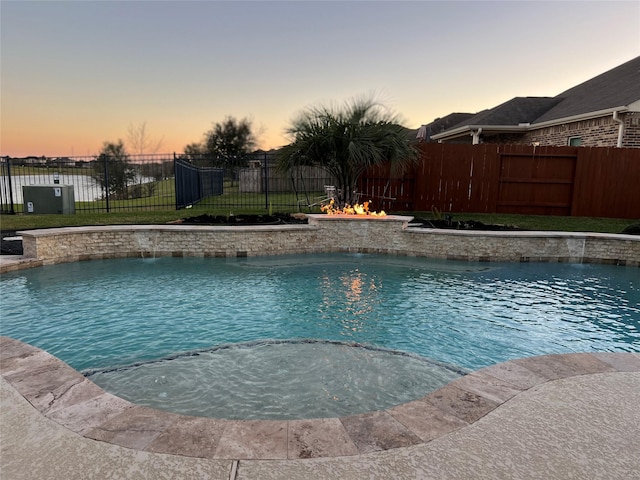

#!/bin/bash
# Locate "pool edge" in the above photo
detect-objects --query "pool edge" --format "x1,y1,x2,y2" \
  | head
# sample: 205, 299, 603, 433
2, 336, 639, 460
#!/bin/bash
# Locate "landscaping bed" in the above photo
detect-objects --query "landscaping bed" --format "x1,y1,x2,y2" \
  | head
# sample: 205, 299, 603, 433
175, 213, 523, 231
409, 217, 524, 231
175, 213, 309, 226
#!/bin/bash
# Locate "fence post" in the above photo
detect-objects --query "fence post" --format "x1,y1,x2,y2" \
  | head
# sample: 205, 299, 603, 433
263, 152, 269, 210
5, 157, 15, 214
173, 152, 179, 210
103, 154, 111, 213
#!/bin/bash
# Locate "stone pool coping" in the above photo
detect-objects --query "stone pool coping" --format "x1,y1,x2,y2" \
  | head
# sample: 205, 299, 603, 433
2, 336, 639, 460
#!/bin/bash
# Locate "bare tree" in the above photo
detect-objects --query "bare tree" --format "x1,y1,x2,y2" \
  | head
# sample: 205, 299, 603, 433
125, 122, 165, 197
126, 121, 164, 155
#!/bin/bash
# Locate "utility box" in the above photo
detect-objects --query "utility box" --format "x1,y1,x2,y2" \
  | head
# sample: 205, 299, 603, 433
23, 185, 76, 214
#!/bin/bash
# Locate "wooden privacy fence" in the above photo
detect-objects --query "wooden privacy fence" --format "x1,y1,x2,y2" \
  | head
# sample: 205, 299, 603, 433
358, 143, 640, 219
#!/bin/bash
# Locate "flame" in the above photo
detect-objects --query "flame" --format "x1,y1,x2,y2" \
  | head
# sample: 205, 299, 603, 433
321, 199, 386, 216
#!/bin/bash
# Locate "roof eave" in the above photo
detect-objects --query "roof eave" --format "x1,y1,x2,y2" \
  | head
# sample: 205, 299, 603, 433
431, 124, 530, 141
432, 104, 638, 140
530, 105, 634, 129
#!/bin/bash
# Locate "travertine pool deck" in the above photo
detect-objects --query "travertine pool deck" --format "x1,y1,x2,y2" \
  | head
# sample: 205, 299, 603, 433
1, 336, 639, 479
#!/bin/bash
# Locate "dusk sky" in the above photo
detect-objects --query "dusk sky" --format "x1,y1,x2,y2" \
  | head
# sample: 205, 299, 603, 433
1, 1, 639, 158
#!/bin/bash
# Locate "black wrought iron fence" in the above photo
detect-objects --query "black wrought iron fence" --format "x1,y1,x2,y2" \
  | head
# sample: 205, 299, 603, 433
0, 152, 337, 215
0, 154, 176, 214
174, 152, 335, 212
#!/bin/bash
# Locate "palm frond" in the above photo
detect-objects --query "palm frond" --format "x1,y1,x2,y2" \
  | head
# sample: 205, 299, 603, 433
277, 95, 418, 205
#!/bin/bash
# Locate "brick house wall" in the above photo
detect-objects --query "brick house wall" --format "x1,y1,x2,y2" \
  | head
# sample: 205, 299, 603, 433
622, 112, 640, 147
486, 112, 640, 147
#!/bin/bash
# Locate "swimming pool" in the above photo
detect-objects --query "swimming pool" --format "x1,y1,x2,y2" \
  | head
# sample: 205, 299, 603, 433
1, 253, 638, 419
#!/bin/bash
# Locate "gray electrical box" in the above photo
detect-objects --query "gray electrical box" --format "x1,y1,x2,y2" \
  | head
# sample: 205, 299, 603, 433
23, 185, 76, 215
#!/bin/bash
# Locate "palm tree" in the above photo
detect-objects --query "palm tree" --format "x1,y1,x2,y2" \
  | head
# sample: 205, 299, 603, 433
277, 96, 418, 208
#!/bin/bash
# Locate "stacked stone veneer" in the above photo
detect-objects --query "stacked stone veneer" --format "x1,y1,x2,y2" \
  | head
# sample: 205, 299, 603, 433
12, 214, 639, 272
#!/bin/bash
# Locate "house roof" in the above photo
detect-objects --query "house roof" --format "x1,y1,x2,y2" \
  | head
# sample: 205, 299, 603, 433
450, 97, 561, 128
430, 56, 640, 141
534, 56, 640, 123
410, 113, 476, 141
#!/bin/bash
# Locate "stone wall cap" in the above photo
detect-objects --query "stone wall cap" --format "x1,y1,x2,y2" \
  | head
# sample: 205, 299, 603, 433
18, 224, 316, 237
404, 228, 640, 241
306, 214, 414, 222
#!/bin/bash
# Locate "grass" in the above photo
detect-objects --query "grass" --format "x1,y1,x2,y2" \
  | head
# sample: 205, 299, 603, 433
1, 208, 637, 234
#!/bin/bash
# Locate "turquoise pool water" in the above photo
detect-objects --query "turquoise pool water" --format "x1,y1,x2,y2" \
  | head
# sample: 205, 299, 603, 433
1, 254, 638, 418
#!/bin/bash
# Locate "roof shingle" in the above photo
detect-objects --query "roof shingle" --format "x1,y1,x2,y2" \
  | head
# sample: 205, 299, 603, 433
534, 56, 640, 123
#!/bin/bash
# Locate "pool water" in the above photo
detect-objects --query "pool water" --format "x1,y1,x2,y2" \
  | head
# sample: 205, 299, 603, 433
85, 340, 464, 420
1, 254, 638, 419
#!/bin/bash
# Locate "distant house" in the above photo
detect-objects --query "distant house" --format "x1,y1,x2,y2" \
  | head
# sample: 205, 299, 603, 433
426, 56, 640, 148
47, 157, 77, 167
21, 156, 48, 166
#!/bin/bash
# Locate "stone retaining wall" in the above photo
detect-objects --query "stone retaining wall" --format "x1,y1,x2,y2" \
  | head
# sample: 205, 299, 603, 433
5, 214, 638, 274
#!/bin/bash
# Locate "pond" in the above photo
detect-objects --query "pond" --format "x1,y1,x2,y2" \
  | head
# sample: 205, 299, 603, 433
1, 173, 155, 203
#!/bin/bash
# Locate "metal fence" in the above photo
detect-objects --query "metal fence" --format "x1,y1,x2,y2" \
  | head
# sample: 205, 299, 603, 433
0, 152, 336, 215
174, 152, 335, 212
0, 154, 176, 214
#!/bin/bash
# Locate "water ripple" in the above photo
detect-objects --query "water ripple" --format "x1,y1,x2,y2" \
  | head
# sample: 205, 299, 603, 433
2, 255, 638, 374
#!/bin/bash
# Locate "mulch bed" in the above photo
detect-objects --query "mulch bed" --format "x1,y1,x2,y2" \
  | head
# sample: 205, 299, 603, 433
177, 214, 524, 231
175, 213, 309, 226
409, 217, 524, 231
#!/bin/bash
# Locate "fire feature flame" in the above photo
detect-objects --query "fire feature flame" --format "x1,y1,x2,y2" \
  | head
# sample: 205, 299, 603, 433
321, 199, 386, 216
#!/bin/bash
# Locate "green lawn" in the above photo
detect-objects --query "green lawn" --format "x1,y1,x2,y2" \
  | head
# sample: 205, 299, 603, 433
1, 208, 637, 234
